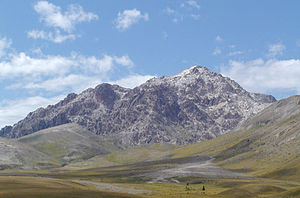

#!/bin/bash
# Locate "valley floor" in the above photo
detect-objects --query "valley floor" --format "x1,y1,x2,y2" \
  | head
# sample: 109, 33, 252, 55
0, 155, 299, 198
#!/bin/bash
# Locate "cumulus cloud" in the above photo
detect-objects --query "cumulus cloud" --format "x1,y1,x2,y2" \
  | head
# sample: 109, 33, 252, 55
221, 58, 300, 97
297, 40, 300, 47
213, 47, 221, 55
77, 54, 114, 73
110, 74, 155, 89
0, 52, 73, 78
0, 36, 12, 57
8, 74, 102, 92
164, 1, 200, 23
115, 9, 149, 31
0, 46, 153, 95
215, 35, 223, 42
163, 7, 176, 14
162, 31, 168, 40
28, 1, 98, 43
114, 55, 134, 68
190, 14, 200, 20
27, 30, 76, 43
186, 0, 200, 9
0, 95, 64, 128
34, 1, 98, 32
0, 52, 131, 83
268, 43, 285, 57
228, 51, 243, 56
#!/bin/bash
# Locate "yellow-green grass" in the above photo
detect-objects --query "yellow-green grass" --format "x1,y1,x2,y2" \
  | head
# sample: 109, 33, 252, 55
1, 169, 300, 198
0, 176, 141, 198
132, 178, 300, 198
104, 143, 177, 165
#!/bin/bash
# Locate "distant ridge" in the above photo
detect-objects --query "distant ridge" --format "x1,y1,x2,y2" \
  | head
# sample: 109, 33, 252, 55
0, 66, 276, 145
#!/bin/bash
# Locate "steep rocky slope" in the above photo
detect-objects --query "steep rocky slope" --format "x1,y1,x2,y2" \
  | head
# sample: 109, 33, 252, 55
0, 66, 276, 145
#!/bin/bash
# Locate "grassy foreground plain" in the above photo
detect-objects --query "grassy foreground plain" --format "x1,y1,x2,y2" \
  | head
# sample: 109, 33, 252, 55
0, 169, 300, 197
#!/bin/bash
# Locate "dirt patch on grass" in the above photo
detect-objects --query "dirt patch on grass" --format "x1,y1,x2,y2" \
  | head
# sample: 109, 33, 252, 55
140, 156, 253, 182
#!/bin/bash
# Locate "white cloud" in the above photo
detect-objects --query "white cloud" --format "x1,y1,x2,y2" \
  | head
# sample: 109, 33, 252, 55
29, 1, 98, 43
27, 30, 49, 40
114, 55, 134, 68
172, 18, 179, 23
34, 1, 98, 33
31, 48, 43, 55
215, 35, 223, 42
268, 43, 285, 57
110, 74, 155, 89
213, 47, 221, 55
162, 31, 168, 40
8, 74, 102, 93
77, 54, 114, 73
0, 53, 129, 79
186, 0, 200, 9
297, 40, 300, 47
115, 9, 149, 31
228, 51, 243, 56
190, 14, 200, 20
0, 50, 138, 93
164, 1, 200, 23
221, 58, 300, 96
0, 52, 73, 78
0, 36, 12, 57
0, 95, 64, 128
27, 30, 76, 43
163, 7, 176, 14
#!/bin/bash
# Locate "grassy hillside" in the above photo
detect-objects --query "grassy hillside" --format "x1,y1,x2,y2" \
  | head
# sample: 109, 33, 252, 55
18, 123, 121, 167
0, 137, 58, 169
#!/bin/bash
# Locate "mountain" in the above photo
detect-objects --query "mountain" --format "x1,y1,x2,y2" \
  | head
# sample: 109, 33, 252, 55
0, 66, 276, 145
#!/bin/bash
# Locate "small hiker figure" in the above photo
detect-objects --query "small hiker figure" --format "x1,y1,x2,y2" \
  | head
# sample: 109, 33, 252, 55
202, 185, 205, 194
185, 182, 190, 191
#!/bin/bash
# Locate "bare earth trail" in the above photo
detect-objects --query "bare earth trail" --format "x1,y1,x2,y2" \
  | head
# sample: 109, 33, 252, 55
141, 156, 253, 183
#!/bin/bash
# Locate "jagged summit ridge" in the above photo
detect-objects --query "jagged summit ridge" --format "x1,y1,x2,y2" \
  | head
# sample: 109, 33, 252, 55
0, 66, 276, 145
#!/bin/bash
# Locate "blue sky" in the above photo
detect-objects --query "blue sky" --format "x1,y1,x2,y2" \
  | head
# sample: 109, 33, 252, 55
1, 0, 300, 127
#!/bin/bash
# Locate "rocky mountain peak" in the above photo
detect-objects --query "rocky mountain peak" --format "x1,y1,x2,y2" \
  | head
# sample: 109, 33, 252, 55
0, 65, 276, 145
